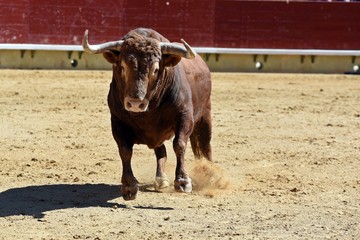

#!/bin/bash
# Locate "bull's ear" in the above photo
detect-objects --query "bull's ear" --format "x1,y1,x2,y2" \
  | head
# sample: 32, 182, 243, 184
163, 54, 181, 67
103, 51, 120, 64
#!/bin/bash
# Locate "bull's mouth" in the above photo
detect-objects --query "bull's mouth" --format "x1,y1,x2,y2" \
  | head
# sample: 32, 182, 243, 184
124, 97, 149, 112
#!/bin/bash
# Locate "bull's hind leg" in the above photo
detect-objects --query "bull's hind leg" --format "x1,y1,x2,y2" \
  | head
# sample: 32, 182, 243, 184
190, 111, 212, 161
154, 144, 170, 191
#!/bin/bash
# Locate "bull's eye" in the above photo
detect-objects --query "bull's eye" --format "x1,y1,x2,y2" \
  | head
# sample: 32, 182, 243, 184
120, 62, 127, 78
150, 62, 160, 78
120, 62, 126, 72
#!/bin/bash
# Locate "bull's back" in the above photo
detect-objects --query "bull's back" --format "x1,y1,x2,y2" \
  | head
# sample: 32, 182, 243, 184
180, 55, 211, 121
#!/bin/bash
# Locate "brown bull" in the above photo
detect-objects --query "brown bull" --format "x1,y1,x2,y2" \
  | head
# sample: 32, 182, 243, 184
82, 28, 212, 200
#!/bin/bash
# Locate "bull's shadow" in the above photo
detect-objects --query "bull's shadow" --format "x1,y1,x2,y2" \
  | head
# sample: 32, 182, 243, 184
0, 183, 123, 218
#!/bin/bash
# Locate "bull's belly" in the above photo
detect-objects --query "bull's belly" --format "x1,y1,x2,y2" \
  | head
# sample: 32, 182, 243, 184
133, 128, 175, 149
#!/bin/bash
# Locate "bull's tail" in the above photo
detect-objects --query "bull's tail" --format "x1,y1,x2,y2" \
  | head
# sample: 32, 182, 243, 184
190, 116, 212, 161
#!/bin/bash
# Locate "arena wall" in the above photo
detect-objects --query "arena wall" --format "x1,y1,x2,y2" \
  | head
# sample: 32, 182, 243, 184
1, 0, 360, 73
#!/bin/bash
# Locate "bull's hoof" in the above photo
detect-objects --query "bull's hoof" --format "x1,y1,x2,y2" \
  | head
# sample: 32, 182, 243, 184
154, 176, 170, 191
121, 184, 139, 201
174, 177, 192, 193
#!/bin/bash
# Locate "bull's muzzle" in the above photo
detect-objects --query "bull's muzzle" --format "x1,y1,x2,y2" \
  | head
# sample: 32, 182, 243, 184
124, 97, 149, 112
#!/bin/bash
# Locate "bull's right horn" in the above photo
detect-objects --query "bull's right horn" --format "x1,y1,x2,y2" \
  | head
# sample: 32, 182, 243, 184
160, 39, 197, 59
82, 29, 124, 54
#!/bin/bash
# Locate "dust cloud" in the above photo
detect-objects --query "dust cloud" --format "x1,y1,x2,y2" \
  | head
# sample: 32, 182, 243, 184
190, 158, 231, 197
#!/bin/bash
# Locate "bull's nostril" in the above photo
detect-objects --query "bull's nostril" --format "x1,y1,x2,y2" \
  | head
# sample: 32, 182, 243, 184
126, 102, 132, 109
125, 97, 147, 112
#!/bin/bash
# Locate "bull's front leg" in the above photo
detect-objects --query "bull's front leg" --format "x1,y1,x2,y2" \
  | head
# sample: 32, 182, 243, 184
118, 144, 139, 200
173, 119, 193, 193
112, 122, 138, 200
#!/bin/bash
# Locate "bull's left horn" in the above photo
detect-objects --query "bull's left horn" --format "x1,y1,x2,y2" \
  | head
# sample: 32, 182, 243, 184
160, 39, 196, 59
82, 29, 124, 54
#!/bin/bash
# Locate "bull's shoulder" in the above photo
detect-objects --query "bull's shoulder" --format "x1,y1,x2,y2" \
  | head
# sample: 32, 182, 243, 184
180, 55, 211, 82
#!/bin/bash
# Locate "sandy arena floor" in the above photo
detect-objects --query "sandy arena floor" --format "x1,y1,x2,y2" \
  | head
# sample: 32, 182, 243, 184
0, 70, 359, 239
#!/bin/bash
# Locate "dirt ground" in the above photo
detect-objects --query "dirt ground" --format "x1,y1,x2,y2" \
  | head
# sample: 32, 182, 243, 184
0, 70, 359, 239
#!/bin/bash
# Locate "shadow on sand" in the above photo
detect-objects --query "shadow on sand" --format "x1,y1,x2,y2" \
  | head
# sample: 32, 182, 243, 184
0, 183, 173, 218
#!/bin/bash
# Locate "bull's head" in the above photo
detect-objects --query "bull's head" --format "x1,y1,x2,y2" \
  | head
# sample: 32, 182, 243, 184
82, 30, 196, 113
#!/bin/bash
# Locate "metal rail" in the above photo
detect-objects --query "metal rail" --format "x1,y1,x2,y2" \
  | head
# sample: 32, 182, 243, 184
1, 43, 360, 56
0, 44, 83, 51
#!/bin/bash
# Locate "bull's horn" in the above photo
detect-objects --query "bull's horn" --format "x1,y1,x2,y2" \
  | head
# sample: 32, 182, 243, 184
82, 29, 123, 54
160, 39, 196, 59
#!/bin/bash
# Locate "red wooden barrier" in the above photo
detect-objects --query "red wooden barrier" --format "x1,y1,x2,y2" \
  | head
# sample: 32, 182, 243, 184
1, 0, 359, 50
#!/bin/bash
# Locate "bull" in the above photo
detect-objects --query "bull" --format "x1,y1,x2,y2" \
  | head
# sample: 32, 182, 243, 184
82, 28, 212, 200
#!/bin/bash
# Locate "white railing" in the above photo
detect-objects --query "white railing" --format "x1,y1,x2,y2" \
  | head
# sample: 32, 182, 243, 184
1, 43, 360, 56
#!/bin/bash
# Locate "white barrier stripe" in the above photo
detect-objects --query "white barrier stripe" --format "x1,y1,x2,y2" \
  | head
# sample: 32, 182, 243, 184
0, 44, 82, 51
194, 47, 360, 56
0, 44, 360, 56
